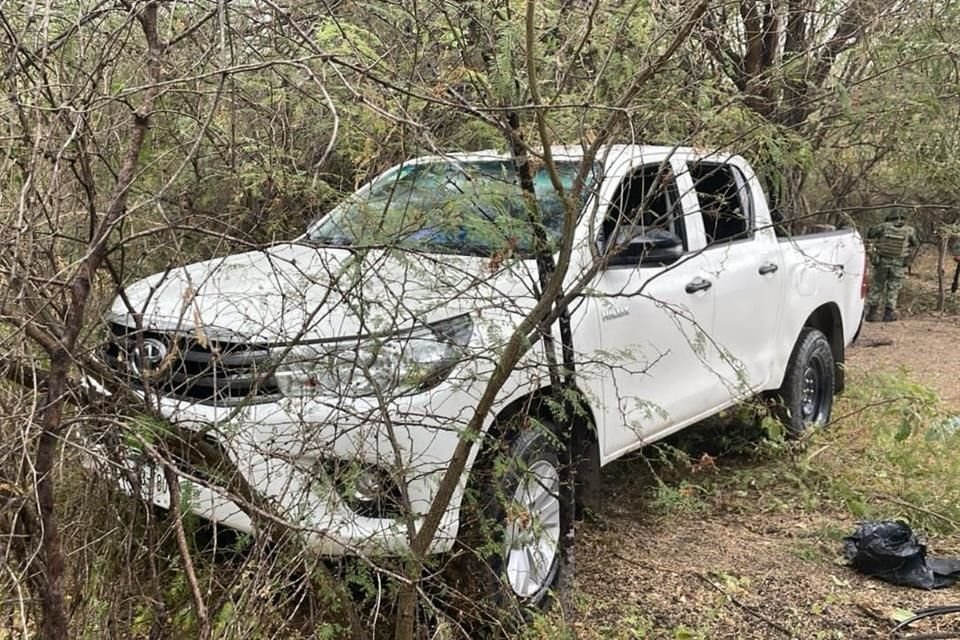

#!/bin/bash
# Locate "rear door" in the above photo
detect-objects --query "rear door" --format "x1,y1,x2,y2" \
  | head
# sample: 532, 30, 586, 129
583, 155, 719, 462
688, 158, 783, 395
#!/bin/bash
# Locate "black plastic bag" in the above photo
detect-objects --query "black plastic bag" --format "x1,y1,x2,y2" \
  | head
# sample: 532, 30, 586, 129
843, 520, 960, 589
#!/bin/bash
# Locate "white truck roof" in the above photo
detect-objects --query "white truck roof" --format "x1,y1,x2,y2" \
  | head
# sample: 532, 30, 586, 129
411, 144, 735, 171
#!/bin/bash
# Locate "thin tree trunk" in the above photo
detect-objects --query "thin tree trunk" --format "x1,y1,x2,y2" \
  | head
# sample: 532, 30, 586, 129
35, 354, 70, 640
937, 236, 947, 312
27, 6, 163, 637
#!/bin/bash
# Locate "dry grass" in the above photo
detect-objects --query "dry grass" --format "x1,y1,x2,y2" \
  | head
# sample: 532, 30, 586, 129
555, 264, 960, 639
849, 317, 960, 409
576, 512, 960, 639
566, 379, 960, 638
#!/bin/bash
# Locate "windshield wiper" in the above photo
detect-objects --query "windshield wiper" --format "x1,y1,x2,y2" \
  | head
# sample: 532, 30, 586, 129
310, 235, 353, 247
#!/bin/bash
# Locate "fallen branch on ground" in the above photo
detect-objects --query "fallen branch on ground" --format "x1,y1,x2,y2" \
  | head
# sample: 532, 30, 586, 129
693, 572, 800, 639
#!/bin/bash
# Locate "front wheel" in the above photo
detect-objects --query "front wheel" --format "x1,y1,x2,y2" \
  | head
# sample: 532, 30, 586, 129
775, 328, 835, 438
452, 420, 566, 629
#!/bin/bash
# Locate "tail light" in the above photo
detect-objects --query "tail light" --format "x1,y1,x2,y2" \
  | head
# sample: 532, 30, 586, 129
860, 254, 869, 298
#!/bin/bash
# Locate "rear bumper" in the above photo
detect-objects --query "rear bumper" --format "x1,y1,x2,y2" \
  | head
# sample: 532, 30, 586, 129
851, 308, 865, 345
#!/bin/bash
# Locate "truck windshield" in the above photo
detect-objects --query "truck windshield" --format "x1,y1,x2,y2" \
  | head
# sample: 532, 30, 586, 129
306, 159, 592, 257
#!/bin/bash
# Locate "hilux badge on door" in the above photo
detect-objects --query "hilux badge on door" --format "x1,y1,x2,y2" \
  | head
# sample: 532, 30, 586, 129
601, 304, 629, 321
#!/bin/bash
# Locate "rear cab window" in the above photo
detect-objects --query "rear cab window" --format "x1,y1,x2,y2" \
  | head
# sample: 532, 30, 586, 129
688, 162, 754, 246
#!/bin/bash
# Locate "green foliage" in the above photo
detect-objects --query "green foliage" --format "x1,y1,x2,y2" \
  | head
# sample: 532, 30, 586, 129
780, 371, 960, 533
609, 606, 655, 639
7, 1, 960, 638
314, 19, 380, 63
670, 625, 707, 640
123, 413, 173, 451
649, 480, 708, 515
760, 414, 786, 442
520, 610, 578, 640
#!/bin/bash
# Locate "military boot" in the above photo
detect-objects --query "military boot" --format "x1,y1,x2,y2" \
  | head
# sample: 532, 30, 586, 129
865, 305, 879, 322
883, 307, 898, 322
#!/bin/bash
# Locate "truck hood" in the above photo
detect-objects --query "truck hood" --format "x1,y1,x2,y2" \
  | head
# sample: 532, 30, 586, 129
110, 243, 517, 344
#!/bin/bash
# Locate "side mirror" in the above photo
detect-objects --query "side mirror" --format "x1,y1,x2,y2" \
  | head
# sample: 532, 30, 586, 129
606, 228, 683, 267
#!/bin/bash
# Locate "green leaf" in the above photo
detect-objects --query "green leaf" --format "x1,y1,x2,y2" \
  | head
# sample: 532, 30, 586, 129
894, 416, 913, 441
891, 608, 914, 623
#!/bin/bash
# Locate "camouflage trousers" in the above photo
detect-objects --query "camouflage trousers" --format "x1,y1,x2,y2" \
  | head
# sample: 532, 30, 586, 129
867, 258, 906, 310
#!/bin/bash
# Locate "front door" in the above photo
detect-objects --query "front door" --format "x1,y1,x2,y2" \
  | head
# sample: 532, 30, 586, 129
580, 156, 718, 462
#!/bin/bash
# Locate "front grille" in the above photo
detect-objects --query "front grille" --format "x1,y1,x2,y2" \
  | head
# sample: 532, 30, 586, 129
104, 322, 280, 405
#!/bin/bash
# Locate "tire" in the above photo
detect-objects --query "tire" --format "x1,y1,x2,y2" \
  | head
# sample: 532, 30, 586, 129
450, 420, 565, 628
775, 328, 835, 438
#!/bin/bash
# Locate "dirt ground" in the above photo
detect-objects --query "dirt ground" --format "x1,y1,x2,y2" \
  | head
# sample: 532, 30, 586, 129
576, 505, 960, 639
574, 300, 960, 638
850, 315, 960, 410
854, 245, 960, 408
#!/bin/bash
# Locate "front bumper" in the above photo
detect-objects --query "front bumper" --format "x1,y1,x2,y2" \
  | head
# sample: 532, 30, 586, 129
121, 387, 476, 557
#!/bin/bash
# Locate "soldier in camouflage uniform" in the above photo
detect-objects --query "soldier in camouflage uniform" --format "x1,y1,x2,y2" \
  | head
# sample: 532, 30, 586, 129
865, 209, 919, 322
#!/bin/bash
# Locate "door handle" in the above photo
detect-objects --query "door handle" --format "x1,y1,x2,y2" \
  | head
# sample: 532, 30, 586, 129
758, 263, 779, 275
685, 277, 712, 294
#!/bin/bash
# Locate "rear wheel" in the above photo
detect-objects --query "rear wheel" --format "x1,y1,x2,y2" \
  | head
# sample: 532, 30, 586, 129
775, 328, 835, 438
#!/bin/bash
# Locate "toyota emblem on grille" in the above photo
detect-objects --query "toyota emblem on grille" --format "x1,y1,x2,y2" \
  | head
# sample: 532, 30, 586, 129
130, 338, 167, 376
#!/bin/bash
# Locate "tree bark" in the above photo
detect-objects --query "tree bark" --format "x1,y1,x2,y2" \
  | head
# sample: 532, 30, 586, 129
35, 353, 70, 640
937, 235, 947, 312
25, 5, 163, 637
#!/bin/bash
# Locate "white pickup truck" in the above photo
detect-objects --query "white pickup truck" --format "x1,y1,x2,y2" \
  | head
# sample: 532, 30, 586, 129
104, 145, 865, 605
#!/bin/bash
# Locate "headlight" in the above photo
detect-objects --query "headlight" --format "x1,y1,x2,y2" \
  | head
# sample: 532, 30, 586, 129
273, 314, 473, 398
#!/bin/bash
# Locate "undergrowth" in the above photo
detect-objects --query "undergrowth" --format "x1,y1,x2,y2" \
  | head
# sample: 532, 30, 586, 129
804, 370, 960, 534
532, 370, 960, 638
5, 372, 955, 639
626, 370, 960, 534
